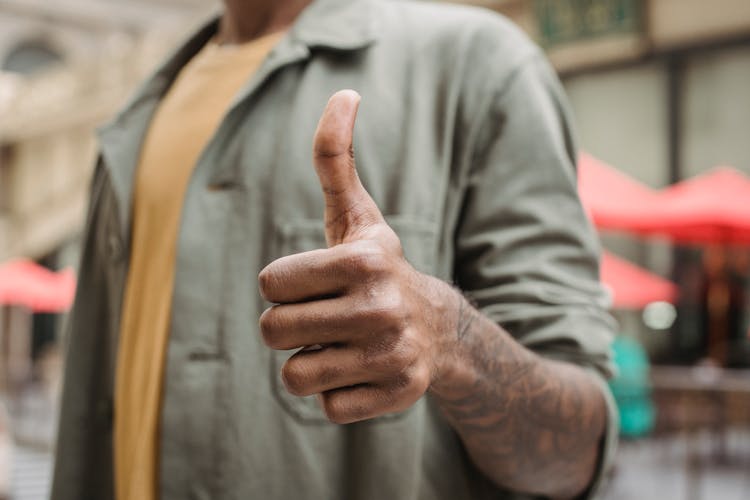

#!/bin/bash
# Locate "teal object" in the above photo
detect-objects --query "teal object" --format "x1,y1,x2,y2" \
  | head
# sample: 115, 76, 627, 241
609, 335, 655, 437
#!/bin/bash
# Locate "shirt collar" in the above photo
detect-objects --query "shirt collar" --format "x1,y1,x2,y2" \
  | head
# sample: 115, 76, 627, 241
96, 0, 378, 242
291, 0, 378, 50
106, 0, 377, 125
158, 0, 379, 80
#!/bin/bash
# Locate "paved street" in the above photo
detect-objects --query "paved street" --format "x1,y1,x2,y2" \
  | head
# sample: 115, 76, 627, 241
603, 431, 750, 500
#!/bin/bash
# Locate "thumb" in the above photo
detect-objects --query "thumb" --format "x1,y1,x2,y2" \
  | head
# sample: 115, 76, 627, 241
313, 89, 384, 246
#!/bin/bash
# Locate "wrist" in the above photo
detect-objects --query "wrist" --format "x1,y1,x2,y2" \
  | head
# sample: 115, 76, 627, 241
426, 288, 538, 402
426, 284, 482, 399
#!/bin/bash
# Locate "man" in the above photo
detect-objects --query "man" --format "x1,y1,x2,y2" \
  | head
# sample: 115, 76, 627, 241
52, 0, 618, 499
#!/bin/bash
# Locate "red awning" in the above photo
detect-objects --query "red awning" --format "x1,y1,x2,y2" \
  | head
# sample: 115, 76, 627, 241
578, 152, 660, 231
0, 259, 76, 313
634, 167, 750, 245
579, 154, 750, 245
601, 251, 678, 310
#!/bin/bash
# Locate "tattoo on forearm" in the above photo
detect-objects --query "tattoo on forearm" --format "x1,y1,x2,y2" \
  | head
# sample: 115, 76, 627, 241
456, 292, 478, 341
433, 294, 606, 497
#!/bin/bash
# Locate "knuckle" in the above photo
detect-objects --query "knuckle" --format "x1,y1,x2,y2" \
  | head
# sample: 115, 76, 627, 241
388, 342, 416, 370
322, 392, 369, 425
371, 225, 402, 250
317, 364, 343, 388
380, 387, 400, 410
281, 361, 309, 396
387, 294, 407, 320
409, 366, 431, 394
391, 370, 412, 392
345, 241, 391, 276
377, 330, 421, 373
399, 324, 421, 347
353, 310, 411, 367
389, 366, 428, 409
376, 291, 408, 327
322, 395, 347, 424
360, 335, 398, 367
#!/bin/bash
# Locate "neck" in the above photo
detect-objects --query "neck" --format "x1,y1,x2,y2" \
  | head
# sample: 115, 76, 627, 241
217, 0, 313, 45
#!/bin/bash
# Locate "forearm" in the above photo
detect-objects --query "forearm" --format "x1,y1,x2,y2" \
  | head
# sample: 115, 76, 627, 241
430, 287, 607, 499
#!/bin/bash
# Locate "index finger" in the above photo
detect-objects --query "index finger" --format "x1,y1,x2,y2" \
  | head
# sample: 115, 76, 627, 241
258, 242, 376, 303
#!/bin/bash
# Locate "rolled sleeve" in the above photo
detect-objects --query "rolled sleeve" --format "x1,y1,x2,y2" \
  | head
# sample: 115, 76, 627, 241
454, 52, 618, 496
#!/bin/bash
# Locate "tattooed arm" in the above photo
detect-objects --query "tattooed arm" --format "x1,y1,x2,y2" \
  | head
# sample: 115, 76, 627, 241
425, 47, 615, 499
429, 288, 607, 499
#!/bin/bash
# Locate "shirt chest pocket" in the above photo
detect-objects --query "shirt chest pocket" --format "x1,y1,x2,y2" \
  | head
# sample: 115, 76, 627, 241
269, 215, 437, 424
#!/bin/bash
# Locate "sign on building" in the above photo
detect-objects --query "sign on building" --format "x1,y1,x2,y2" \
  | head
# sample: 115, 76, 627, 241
535, 0, 644, 47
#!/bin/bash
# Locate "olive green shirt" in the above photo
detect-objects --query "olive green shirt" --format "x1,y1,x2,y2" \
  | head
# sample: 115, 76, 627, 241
52, 1, 618, 499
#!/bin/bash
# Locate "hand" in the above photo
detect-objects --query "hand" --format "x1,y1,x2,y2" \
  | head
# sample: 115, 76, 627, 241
258, 90, 458, 424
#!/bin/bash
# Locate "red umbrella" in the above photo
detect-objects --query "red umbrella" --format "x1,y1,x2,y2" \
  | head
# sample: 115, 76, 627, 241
578, 155, 679, 307
0, 259, 76, 313
633, 167, 750, 245
601, 251, 678, 309
578, 152, 660, 231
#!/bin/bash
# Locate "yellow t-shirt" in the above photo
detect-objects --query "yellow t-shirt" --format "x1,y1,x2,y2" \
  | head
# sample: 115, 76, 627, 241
115, 31, 283, 500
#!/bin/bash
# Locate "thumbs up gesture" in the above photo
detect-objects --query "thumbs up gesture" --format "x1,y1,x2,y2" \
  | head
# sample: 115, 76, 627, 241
259, 91, 458, 424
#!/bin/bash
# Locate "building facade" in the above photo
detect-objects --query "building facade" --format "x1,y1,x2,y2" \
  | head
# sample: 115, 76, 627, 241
0, 0, 211, 266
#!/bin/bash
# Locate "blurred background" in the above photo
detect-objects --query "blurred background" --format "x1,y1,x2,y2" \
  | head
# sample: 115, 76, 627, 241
1, 0, 749, 498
